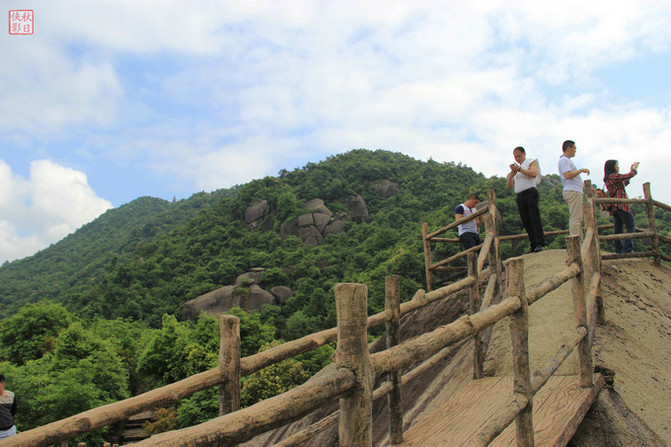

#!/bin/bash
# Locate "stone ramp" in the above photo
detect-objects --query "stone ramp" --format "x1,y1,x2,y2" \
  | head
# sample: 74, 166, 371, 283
396, 374, 605, 446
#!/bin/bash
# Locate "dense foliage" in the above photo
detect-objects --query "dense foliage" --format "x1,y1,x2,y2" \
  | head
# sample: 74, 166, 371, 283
0, 149, 669, 442
0, 191, 237, 320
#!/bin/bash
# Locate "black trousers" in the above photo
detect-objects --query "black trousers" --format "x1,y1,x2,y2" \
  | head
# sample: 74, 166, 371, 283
459, 232, 481, 250
516, 188, 545, 250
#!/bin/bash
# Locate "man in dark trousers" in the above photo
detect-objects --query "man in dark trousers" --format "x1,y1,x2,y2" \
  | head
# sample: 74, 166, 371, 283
507, 146, 546, 253
455, 193, 483, 249
0, 374, 17, 439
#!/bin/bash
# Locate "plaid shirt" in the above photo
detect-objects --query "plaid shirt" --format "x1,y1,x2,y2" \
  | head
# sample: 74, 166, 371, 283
605, 169, 637, 215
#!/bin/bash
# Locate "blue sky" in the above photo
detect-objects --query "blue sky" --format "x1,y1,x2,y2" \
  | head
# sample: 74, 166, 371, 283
2, 0, 671, 263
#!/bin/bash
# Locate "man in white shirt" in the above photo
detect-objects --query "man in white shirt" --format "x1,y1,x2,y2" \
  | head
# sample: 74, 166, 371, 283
558, 140, 590, 237
455, 193, 482, 249
507, 146, 546, 253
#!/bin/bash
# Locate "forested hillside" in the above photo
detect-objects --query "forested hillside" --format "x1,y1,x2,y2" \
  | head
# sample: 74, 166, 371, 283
1, 149, 669, 444
0, 190, 237, 319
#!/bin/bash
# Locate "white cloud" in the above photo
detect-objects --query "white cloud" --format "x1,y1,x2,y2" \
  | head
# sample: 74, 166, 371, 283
0, 41, 122, 136
0, 159, 112, 264
4, 0, 671, 264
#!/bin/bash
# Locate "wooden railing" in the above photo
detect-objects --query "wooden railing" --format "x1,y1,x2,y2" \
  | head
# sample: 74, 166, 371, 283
6, 181, 652, 447
128, 235, 600, 447
423, 182, 670, 292
590, 181, 671, 265
2, 270, 496, 446
5, 260, 596, 447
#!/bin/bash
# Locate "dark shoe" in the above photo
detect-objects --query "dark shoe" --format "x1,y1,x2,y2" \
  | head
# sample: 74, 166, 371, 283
533, 246, 545, 253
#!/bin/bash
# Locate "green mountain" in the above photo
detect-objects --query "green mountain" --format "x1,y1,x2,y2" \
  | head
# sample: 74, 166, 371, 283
2, 149, 670, 441
0, 149, 663, 331
0, 189, 237, 320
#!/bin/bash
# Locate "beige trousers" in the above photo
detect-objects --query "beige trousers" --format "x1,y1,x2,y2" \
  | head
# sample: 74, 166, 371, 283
563, 190, 584, 237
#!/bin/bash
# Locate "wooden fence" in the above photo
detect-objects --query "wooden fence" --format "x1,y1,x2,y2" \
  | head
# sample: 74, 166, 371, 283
8, 182, 667, 446
591, 181, 671, 264
423, 181, 670, 291
1, 272, 495, 446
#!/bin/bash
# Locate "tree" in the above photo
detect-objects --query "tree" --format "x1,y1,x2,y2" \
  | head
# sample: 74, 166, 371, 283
176, 388, 219, 428
51, 322, 130, 402
226, 307, 276, 357
137, 314, 191, 384
0, 301, 73, 365
240, 341, 311, 407
2, 320, 131, 446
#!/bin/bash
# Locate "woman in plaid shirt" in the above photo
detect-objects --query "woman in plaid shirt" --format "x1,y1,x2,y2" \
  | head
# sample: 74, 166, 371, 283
604, 159, 639, 254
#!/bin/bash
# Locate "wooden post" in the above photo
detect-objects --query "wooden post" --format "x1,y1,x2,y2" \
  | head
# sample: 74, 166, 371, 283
422, 222, 434, 291
486, 189, 503, 306
582, 197, 601, 275
505, 257, 534, 447
584, 179, 593, 197
583, 195, 605, 324
468, 253, 484, 379
219, 315, 241, 416
335, 283, 373, 447
643, 183, 660, 266
385, 276, 404, 445
567, 236, 593, 388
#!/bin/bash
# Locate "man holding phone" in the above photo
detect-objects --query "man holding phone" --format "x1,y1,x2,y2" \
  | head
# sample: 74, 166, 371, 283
507, 146, 546, 253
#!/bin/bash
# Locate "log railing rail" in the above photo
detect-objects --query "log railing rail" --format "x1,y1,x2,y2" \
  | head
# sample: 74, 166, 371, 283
591, 181, 671, 265
10, 182, 669, 446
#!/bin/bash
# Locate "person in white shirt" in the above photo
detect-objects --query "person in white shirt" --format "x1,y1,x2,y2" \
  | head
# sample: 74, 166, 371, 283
454, 193, 482, 249
558, 140, 590, 237
506, 146, 546, 253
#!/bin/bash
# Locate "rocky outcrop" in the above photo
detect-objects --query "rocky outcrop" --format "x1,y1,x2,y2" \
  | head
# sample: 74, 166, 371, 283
246, 285, 276, 311
246, 188, 376, 246
282, 198, 356, 247
375, 179, 400, 198
303, 198, 331, 215
279, 219, 298, 239
241, 177, 403, 240
182, 285, 237, 320
244, 200, 274, 230
236, 267, 265, 286
181, 268, 293, 320
346, 194, 370, 223
270, 286, 293, 305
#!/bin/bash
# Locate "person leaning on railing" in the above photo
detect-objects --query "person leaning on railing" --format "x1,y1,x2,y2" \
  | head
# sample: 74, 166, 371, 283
455, 193, 483, 250
604, 159, 639, 254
